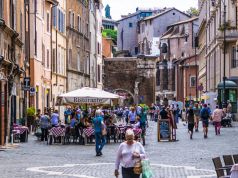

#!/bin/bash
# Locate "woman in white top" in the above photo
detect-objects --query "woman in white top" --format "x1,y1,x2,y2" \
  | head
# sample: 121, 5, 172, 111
114, 129, 145, 178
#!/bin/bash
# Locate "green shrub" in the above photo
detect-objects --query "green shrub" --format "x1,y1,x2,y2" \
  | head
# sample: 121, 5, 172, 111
27, 107, 36, 117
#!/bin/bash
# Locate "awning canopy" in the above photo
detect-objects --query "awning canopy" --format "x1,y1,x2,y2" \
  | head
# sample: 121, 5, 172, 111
56, 87, 120, 105
217, 80, 238, 89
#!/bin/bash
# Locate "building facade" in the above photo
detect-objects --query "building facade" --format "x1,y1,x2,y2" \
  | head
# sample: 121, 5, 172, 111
198, 0, 238, 111
158, 17, 199, 103
66, 0, 90, 93
96, 1, 103, 89
51, 0, 67, 118
138, 8, 190, 56
102, 17, 118, 30
0, 0, 25, 145
117, 8, 162, 56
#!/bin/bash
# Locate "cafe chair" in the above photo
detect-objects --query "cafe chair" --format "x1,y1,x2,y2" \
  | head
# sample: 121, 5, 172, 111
212, 157, 231, 178
233, 155, 238, 164
223, 155, 234, 175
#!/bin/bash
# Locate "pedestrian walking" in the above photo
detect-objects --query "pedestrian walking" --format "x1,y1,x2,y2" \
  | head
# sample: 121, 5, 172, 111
193, 103, 201, 132
200, 104, 211, 138
186, 105, 195, 139
128, 107, 137, 124
114, 129, 145, 178
40, 111, 50, 142
212, 106, 223, 135
93, 109, 106, 156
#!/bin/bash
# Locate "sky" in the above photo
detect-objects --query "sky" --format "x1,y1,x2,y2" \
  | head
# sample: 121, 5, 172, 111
102, 0, 198, 20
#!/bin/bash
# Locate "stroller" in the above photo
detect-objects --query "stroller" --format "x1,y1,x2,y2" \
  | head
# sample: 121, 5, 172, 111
221, 113, 232, 127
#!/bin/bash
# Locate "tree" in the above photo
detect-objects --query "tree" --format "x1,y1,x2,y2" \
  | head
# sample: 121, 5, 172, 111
186, 7, 199, 17
102, 29, 117, 44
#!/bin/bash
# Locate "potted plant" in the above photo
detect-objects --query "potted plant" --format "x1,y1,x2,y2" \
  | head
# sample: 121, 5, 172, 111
27, 107, 36, 129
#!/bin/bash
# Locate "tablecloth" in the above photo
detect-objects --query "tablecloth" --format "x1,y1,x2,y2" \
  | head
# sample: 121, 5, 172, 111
14, 126, 29, 135
231, 164, 238, 178
83, 128, 95, 137
49, 127, 65, 137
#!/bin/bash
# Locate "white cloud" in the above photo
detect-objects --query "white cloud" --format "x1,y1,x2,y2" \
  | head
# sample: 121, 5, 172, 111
102, 0, 198, 20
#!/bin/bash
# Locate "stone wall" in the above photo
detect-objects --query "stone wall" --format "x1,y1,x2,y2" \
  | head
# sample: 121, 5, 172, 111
104, 56, 156, 105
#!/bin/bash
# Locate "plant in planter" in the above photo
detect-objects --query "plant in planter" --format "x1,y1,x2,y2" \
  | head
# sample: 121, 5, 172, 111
27, 107, 36, 128
218, 20, 237, 31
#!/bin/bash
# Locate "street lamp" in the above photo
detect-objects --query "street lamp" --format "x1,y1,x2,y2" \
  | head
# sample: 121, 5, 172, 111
212, 0, 227, 108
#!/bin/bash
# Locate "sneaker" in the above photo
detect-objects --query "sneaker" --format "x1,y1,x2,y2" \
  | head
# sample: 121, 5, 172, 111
96, 153, 100, 156
99, 151, 103, 156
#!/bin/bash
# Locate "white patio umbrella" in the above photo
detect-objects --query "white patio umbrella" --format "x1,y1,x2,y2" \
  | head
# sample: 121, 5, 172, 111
56, 87, 120, 105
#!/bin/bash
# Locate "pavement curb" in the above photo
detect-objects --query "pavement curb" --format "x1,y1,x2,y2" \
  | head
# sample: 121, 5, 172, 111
0, 144, 20, 150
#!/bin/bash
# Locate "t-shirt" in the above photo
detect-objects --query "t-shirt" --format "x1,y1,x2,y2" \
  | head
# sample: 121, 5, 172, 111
187, 109, 194, 124
93, 116, 103, 133
128, 111, 137, 122
160, 109, 168, 119
51, 113, 59, 125
200, 108, 210, 120
64, 110, 72, 124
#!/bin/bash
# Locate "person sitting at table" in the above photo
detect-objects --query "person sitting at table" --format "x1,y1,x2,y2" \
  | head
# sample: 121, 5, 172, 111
85, 117, 92, 128
133, 116, 141, 129
40, 111, 50, 142
64, 106, 72, 125
70, 112, 78, 128
51, 110, 60, 127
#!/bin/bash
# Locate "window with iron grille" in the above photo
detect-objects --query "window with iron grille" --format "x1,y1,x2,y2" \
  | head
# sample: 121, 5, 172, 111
231, 46, 238, 68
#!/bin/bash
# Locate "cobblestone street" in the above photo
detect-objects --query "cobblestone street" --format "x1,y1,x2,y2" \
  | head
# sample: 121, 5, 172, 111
0, 121, 237, 178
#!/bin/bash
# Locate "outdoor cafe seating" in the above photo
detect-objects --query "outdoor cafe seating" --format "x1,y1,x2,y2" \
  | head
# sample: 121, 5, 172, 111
212, 155, 238, 178
13, 124, 29, 143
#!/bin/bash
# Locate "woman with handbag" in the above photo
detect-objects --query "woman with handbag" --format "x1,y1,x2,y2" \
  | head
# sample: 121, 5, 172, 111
115, 129, 145, 178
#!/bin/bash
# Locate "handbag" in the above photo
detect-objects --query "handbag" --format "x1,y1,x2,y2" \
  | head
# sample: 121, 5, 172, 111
133, 143, 142, 174
142, 159, 153, 178
101, 122, 107, 136
133, 160, 142, 174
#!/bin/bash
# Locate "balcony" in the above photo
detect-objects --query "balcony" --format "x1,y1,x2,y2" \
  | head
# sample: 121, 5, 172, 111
216, 22, 238, 42
216, 29, 238, 42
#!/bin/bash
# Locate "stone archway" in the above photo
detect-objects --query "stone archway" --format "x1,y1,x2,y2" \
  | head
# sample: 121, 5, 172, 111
114, 88, 134, 106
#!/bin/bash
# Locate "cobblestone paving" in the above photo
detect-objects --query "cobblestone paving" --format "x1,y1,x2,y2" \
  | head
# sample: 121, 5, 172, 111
0, 120, 237, 178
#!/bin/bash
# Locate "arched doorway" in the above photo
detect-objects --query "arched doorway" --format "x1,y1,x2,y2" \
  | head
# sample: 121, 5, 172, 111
114, 88, 134, 106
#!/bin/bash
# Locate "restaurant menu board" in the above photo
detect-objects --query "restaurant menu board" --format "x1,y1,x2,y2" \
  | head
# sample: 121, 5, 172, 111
158, 119, 170, 141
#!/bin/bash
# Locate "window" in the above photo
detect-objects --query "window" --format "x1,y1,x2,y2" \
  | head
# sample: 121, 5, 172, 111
35, 31, 37, 55
97, 42, 100, 54
231, 46, 238, 68
0, 0, 3, 18
142, 24, 145, 33
42, 44, 45, 66
47, 12, 50, 32
98, 65, 101, 83
190, 76, 196, 87
47, 49, 49, 68
77, 15, 80, 31
20, 12, 23, 39
69, 10, 72, 27
70, 11, 74, 28
86, 23, 88, 36
53, 6, 57, 27
129, 22, 133, 28
53, 49, 56, 72
36, 86, 39, 110
77, 52, 80, 71
68, 49, 72, 66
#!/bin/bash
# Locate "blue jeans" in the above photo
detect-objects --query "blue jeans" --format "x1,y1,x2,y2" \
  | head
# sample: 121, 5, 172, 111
95, 132, 106, 154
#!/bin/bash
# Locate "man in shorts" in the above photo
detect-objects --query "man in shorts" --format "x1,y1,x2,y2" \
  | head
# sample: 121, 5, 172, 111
200, 104, 211, 138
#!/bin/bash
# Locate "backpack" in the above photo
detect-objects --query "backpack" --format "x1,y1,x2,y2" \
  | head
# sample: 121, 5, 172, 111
202, 109, 209, 118
188, 109, 194, 117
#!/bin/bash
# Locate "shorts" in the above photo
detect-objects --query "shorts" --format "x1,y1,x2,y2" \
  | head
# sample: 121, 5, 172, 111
188, 123, 194, 131
202, 120, 209, 127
